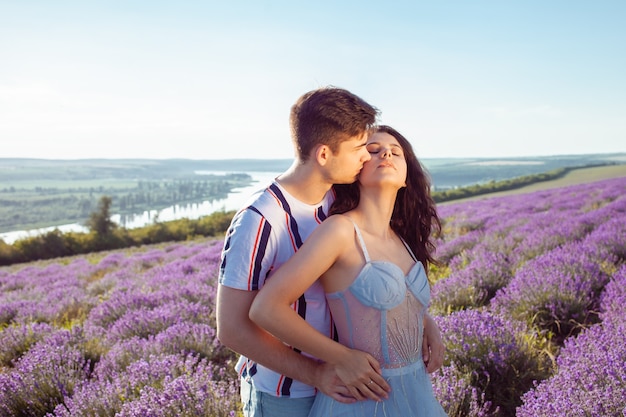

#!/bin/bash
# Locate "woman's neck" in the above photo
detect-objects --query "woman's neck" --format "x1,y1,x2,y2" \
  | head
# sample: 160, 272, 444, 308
349, 188, 397, 239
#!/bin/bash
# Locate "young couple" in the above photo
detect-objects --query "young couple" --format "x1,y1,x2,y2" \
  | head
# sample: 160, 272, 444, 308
217, 87, 447, 416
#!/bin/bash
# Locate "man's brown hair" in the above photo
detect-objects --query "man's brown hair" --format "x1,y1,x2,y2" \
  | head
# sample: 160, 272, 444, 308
289, 87, 379, 161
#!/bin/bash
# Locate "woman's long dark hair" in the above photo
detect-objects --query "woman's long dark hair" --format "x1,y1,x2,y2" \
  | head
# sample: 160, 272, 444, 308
331, 125, 441, 273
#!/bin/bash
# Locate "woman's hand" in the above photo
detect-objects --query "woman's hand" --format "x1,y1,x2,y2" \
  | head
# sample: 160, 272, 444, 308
422, 313, 445, 373
333, 348, 391, 402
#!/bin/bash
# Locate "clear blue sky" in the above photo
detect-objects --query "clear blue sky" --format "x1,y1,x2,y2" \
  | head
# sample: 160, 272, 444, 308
1, 0, 625, 160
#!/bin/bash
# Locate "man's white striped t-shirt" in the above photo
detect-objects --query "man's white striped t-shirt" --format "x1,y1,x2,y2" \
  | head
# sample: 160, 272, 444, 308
219, 181, 335, 398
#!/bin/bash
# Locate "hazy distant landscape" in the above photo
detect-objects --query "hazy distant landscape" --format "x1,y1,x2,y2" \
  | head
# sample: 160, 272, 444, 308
3, 153, 625, 187
1, 153, 624, 236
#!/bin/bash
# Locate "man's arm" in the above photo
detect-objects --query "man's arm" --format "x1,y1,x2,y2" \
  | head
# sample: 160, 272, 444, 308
422, 312, 445, 373
216, 284, 356, 403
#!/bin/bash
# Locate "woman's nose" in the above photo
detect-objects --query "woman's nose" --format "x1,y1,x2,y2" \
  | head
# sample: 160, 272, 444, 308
382, 148, 392, 158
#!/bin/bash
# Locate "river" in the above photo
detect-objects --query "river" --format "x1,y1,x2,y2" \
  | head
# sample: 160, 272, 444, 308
0, 171, 280, 245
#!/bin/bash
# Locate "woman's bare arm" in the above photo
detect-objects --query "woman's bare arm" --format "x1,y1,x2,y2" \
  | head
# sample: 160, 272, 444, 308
249, 216, 390, 401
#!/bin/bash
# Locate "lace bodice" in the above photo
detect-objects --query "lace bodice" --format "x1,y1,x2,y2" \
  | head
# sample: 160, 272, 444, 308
326, 222, 430, 368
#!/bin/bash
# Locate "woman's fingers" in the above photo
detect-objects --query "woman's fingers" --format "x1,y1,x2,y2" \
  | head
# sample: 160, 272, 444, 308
367, 357, 391, 394
346, 385, 367, 401
365, 374, 391, 400
335, 350, 391, 401
349, 374, 390, 402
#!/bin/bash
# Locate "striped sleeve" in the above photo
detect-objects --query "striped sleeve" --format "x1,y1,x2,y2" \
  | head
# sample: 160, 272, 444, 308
219, 208, 273, 291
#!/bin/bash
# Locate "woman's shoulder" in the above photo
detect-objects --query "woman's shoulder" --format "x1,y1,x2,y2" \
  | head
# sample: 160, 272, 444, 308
316, 214, 356, 238
323, 213, 356, 228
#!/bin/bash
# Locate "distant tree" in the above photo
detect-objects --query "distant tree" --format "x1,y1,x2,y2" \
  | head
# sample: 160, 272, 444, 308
87, 196, 117, 236
0, 239, 24, 266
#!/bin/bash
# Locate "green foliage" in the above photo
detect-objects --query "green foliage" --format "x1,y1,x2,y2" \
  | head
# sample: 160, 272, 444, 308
86, 196, 117, 237
428, 263, 451, 283
13, 230, 74, 261
432, 168, 570, 203
0, 240, 25, 265
0, 210, 236, 266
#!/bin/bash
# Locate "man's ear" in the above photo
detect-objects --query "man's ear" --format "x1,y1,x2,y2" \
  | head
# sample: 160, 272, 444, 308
315, 144, 331, 166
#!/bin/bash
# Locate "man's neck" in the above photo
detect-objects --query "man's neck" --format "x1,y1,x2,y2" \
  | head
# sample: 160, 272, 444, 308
276, 160, 332, 205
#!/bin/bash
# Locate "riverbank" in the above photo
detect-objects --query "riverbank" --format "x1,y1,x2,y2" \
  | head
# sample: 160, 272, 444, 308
0, 172, 279, 244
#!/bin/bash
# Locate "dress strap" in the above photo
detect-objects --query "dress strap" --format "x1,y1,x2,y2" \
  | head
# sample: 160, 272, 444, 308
400, 238, 418, 262
347, 218, 371, 262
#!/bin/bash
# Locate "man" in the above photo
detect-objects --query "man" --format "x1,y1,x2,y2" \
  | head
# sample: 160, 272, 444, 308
217, 87, 443, 416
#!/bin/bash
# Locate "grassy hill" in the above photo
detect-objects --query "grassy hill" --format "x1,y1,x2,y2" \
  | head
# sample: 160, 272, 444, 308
440, 164, 626, 204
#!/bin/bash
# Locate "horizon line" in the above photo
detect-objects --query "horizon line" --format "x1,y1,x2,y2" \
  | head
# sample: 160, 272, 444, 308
1, 151, 625, 163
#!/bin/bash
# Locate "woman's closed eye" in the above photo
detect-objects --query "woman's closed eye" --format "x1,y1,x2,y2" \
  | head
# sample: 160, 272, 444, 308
366, 144, 403, 156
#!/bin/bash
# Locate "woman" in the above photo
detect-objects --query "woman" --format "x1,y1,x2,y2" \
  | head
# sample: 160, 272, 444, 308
250, 125, 447, 416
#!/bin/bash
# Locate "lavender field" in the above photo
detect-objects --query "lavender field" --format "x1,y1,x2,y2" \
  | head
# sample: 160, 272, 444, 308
1, 176, 625, 417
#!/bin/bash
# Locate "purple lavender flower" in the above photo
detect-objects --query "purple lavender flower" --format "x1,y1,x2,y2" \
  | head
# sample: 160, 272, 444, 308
0, 322, 55, 367
0, 328, 93, 416
517, 319, 626, 417
115, 358, 239, 417
432, 249, 513, 313
56, 353, 239, 417
102, 301, 212, 344
94, 322, 228, 381
434, 310, 553, 416
435, 229, 485, 265
431, 364, 495, 417
491, 240, 610, 343
600, 264, 626, 322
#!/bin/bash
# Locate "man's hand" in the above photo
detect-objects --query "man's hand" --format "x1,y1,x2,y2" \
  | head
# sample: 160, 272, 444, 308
422, 313, 445, 373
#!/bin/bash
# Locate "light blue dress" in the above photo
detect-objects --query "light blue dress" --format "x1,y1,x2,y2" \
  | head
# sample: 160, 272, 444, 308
308, 222, 447, 416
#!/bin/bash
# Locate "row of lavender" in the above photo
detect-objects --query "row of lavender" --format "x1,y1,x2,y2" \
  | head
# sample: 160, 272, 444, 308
0, 242, 240, 416
0, 176, 624, 416
431, 176, 626, 416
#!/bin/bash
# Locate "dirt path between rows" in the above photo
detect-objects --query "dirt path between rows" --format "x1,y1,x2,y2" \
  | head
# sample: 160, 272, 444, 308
440, 164, 626, 205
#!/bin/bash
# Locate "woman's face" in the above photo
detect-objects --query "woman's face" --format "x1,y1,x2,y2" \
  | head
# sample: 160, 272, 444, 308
358, 131, 407, 189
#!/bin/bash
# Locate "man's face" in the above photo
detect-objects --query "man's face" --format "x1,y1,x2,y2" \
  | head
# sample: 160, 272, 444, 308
326, 133, 372, 184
